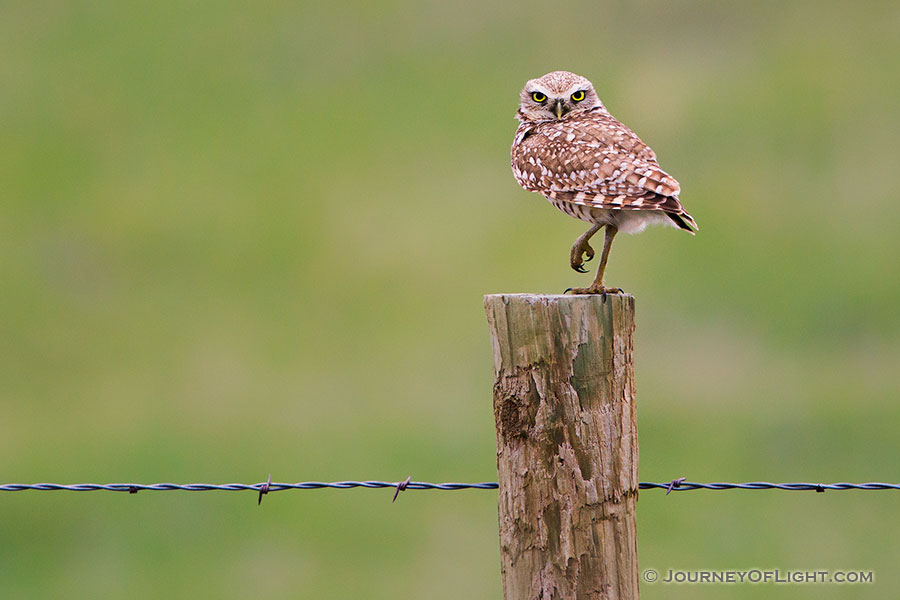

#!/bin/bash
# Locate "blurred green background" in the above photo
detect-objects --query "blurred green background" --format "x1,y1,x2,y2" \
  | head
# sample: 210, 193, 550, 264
1, 1, 898, 598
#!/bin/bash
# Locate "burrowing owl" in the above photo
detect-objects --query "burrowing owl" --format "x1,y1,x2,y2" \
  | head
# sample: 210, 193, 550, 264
511, 70, 697, 294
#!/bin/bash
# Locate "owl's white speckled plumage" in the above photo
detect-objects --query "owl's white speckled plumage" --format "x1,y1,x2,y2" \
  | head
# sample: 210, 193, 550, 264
510, 70, 697, 294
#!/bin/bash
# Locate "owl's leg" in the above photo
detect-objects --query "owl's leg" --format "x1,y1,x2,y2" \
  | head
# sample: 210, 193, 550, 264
566, 225, 622, 295
570, 223, 602, 273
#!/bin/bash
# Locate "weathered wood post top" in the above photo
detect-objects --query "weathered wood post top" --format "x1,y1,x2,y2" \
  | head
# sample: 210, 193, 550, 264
484, 293, 639, 600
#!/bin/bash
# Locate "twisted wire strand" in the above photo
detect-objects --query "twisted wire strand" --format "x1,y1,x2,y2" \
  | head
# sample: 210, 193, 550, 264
2, 481, 899, 493
640, 481, 900, 492
0, 481, 499, 493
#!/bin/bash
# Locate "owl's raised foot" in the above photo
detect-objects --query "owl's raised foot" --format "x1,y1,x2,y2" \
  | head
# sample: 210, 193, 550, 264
569, 239, 595, 274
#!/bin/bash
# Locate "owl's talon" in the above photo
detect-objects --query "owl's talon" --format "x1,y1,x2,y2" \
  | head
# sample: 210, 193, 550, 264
570, 237, 596, 273
565, 285, 622, 296
583, 247, 595, 262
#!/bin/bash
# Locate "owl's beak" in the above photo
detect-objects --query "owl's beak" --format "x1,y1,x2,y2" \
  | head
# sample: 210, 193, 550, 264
554, 100, 565, 119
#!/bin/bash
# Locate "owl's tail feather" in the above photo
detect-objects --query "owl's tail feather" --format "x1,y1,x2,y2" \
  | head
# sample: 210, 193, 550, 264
667, 211, 698, 235
657, 195, 697, 234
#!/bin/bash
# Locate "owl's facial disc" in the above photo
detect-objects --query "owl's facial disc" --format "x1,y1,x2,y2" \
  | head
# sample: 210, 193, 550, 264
518, 72, 607, 123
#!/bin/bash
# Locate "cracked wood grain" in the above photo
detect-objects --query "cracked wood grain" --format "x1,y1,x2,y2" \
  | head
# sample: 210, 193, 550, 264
484, 293, 639, 600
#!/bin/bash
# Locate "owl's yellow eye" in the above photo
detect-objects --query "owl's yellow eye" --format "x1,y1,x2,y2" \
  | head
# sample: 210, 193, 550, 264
571, 90, 586, 102
531, 91, 547, 103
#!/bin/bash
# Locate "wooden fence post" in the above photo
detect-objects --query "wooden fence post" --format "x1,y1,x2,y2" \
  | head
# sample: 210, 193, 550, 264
484, 293, 639, 599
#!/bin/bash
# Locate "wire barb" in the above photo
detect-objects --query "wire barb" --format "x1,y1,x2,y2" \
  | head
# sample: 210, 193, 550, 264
258, 474, 272, 505
392, 476, 412, 503
665, 477, 686, 495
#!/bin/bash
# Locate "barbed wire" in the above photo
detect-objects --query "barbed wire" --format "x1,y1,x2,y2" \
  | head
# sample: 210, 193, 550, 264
0, 481, 497, 493
638, 480, 900, 493
2, 479, 899, 503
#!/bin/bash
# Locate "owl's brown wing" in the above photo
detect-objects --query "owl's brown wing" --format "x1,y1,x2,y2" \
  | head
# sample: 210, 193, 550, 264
512, 108, 696, 230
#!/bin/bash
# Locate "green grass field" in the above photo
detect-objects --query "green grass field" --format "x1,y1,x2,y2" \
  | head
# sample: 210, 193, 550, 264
2, 2, 898, 598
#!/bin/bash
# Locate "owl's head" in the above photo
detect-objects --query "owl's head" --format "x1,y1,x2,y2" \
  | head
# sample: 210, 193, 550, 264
518, 71, 605, 122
